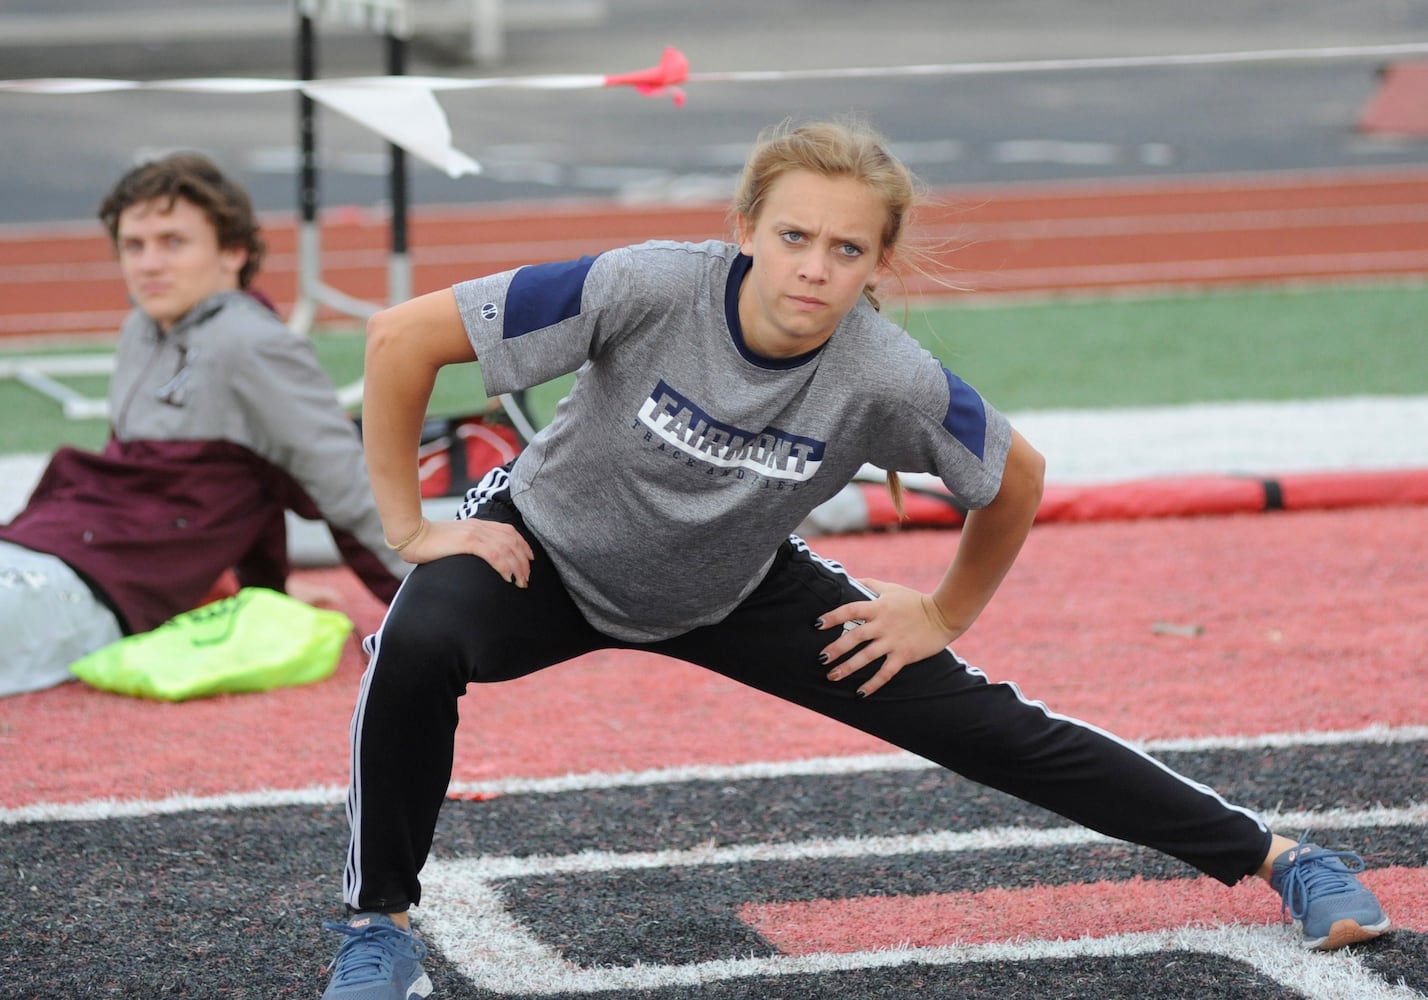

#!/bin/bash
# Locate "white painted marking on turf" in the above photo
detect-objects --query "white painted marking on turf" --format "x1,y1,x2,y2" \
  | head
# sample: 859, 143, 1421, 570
0, 786, 347, 825
419, 860, 1423, 996
427, 803, 1428, 882
463, 929, 1413, 998
1147, 724, 1428, 752
3, 724, 1425, 824
419, 802, 1423, 993
445, 722, 1428, 802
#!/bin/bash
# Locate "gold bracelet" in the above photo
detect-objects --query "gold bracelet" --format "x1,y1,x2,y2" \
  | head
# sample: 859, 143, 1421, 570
385, 516, 428, 552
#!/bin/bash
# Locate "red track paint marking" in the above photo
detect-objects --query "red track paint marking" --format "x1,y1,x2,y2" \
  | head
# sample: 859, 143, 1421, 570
741, 868, 1427, 954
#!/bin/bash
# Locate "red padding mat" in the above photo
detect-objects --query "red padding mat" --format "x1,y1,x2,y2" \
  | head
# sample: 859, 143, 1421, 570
861, 467, 1428, 530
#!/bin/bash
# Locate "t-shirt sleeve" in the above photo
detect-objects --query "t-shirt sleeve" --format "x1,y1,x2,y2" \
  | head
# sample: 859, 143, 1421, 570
870, 356, 1013, 510
454, 249, 646, 397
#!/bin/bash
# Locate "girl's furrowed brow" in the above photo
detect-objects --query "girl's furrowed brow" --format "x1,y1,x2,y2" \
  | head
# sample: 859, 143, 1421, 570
771, 217, 872, 248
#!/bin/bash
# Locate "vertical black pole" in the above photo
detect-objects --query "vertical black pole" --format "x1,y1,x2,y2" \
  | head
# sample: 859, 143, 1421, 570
298, 14, 319, 228
385, 30, 410, 285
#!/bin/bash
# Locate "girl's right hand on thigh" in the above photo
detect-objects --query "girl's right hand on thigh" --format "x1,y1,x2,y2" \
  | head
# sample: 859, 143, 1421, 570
403, 518, 535, 588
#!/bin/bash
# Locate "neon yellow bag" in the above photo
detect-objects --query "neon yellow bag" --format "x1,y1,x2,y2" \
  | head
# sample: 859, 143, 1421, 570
69, 587, 353, 701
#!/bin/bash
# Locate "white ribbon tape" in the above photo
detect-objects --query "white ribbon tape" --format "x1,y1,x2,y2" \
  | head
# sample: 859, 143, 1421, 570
3, 41, 1425, 179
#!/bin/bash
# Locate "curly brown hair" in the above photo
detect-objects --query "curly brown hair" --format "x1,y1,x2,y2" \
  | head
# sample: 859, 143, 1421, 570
98, 152, 265, 288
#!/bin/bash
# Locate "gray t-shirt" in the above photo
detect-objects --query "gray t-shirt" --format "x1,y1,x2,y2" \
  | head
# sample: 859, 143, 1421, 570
454, 239, 1012, 642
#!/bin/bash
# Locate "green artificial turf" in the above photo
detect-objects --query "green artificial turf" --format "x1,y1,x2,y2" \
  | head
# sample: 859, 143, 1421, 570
2, 281, 1423, 454
913, 282, 1428, 411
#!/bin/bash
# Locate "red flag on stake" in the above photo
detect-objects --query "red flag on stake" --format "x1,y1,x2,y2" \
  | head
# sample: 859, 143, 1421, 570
604, 46, 690, 106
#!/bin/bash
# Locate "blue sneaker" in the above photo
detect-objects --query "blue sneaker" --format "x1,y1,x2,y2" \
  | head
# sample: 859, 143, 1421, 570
321, 912, 433, 999
1269, 834, 1391, 950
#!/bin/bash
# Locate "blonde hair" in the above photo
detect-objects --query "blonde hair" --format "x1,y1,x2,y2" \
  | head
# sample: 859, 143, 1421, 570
729, 117, 919, 306
730, 117, 920, 516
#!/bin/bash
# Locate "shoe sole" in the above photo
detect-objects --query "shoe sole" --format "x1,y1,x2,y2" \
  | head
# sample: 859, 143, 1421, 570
1305, 916, 1392, 951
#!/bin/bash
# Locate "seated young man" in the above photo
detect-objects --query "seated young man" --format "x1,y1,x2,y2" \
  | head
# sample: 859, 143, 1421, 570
0, 153, 406, 697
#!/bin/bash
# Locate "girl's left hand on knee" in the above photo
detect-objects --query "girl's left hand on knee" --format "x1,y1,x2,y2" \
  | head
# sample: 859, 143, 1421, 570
814, 579, 960, 698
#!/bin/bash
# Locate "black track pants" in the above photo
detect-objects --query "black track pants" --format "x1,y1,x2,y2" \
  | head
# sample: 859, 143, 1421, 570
342, 494, 1272, 912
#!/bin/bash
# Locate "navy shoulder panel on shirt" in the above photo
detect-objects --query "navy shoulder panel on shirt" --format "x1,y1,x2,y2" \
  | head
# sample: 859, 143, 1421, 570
504, 255, 599, 339
941, 367, 988, 460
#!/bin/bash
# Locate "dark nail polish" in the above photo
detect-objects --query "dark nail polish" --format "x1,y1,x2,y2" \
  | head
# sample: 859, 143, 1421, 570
856, 689, 869, 700
817, 652, 829, 665
812, 618, 824, 629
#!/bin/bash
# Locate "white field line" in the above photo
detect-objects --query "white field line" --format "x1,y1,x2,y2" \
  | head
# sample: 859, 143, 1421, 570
3, 723, 1424, 825
418, 808, 1427, 997
436, 804, 1428, 883
419, 916, 1424, 998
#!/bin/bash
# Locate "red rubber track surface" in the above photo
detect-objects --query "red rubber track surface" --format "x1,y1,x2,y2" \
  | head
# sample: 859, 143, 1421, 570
2, 505, 1423, 807
1, 167, 1426, 339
